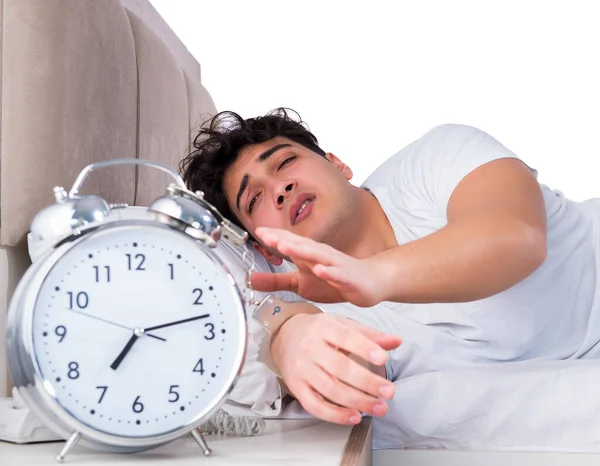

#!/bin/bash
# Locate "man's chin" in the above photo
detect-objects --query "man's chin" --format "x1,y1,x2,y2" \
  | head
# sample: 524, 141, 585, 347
298, 216, 334, 240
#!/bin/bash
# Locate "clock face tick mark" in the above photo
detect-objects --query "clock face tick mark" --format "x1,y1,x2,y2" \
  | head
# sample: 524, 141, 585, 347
23, 225, 243, 441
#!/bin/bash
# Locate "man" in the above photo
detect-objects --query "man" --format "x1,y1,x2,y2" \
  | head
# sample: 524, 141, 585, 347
180, 108, 600, 429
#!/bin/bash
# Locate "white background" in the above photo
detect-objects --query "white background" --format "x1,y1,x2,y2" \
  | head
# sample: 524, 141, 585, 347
150, 0, 599, 201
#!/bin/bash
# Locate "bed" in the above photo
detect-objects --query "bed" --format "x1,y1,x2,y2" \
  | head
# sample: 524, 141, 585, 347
0, 0, 216, 397
1, 1, 598, 465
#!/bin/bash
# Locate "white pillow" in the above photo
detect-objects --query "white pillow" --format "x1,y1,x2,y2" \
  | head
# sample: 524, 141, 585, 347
374, 358, 600, 452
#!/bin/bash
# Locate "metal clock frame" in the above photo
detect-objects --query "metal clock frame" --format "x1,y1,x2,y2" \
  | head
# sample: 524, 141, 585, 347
5, 159, 253, 462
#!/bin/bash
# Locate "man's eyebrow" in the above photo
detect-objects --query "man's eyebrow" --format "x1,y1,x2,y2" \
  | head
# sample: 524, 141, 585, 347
235, 143, 293, 211
258, 143, 292, 162
236, 175, 249, 211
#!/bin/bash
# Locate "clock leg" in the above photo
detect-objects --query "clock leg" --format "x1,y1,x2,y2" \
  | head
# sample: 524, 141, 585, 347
191, 428, 212, 456
56, 431, 81, 463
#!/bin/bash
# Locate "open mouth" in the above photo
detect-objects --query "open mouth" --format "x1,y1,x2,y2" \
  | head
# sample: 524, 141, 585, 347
291, 195, 315, 225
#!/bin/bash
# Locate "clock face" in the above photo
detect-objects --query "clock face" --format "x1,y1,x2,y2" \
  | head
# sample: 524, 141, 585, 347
30, 224, 246, 438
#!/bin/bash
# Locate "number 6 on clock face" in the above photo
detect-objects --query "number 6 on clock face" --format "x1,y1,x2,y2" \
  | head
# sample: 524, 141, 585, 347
17, 222, 246, 440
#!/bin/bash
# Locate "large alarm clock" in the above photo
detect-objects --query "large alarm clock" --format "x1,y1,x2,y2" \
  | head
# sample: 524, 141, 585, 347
5, 159, 256, 462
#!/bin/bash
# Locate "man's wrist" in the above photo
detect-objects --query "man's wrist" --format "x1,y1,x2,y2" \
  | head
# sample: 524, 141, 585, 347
253, 296, 323, 338
269, 313, 302, 383
253, 296, 324, 378
270, 312, 301, 349
366, 253, 398, 303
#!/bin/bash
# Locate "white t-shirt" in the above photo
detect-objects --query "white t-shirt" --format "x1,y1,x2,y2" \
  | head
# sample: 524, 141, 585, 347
224, 123, 600, 416
351, 123, 600, 367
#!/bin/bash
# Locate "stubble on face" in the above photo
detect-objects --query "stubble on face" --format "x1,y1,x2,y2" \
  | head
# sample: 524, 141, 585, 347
223, 138, 361, 252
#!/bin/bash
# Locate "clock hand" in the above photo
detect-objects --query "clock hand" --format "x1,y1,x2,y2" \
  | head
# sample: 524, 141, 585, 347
110, 332, 139, 370
110, 315, 210, 371
145, 314, 211, 331
144, 333, 166, 342
65, 309, 166, 342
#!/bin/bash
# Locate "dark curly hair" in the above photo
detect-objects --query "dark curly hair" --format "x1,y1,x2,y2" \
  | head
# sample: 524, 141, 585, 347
179, 108, 326, 231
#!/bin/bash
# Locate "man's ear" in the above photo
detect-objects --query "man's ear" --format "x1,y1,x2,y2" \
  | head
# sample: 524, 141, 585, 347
325, 152, 353, 180
251, 240, 284, 266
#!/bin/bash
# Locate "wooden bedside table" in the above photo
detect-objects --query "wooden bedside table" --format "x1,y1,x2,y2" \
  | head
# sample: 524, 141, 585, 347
0, 417, 372, 465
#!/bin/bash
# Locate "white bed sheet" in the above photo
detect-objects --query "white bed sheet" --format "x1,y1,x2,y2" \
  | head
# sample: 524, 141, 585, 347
374, 358, 600, 452
225, 358, 600, 454
374, 449, 600, 466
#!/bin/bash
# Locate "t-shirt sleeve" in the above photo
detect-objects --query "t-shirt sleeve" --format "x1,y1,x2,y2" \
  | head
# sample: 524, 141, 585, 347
396, 124, 536, 215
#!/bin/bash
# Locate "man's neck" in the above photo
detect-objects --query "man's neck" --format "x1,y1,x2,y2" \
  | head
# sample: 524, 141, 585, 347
334, 186, 397, 259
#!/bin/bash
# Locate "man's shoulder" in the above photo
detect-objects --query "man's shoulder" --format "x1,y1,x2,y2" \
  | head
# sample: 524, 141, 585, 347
426, 122, 482, 134
411, 123, 488, 151
362, 123, 489, 187
359, 124, 444, 187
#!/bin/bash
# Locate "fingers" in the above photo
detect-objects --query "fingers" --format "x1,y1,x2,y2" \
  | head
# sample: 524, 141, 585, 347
309, 365, 388, 419
319, 347, 394, 403
273, 313, 401, 425
288, 345, 392, 424
278, 241, 342, 268
325, 318, 399, 367
313, 262, 386, 308
291, 382, 363, 425
371, 334, 403, 351
256, 227, 344, 267
342, 318, 403, 351
319, 318, 398, 401
313, 264, 350, 285
256, 227, 311, 246
250, 271, 299, 293
312, 264, 367, 303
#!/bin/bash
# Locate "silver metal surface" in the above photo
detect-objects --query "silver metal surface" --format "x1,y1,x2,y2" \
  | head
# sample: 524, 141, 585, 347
56, 431, 81, 463
148, 193, 220, 246
29, 192, 110, 242
6, 220, 248, 454
68, 158, 185, 197
149, 184, 248, 248
9, 158, 256, 456
191, 428, 212, 456
242, 245, 258, 306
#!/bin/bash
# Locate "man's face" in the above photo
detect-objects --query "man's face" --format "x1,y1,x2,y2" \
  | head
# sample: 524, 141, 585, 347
223, 136, 356, 263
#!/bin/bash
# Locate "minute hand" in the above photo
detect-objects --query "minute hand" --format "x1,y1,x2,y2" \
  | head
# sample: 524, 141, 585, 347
145, 314, 210, 331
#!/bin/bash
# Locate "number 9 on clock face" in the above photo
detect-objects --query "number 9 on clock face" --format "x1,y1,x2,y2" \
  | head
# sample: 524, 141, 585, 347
27, 223, 246, 438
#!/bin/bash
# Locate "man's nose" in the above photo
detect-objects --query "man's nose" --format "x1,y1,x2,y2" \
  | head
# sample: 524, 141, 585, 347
276, 183, 294, 206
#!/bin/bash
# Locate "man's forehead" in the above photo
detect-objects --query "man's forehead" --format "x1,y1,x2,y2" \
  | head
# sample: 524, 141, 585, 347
227, 137, 293, 180
223, 137, 294, 203
238, 136, 294, 164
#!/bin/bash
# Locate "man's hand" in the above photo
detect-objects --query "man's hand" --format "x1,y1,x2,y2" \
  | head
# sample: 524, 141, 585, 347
252, 227, 388, 307
271, 312, 402, 425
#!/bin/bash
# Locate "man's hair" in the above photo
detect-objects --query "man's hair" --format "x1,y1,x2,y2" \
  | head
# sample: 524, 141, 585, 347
179, 107, 326, 230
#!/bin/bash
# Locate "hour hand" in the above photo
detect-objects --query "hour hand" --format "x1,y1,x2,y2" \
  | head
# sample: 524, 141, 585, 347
110, 333, 139, 370
110, 315, 210, 370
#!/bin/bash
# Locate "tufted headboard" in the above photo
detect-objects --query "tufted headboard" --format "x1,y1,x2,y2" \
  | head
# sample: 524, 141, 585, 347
0, 0, 217, 396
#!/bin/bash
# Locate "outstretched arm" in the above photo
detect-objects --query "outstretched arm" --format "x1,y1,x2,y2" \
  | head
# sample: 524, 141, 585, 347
252, 158, 547, 306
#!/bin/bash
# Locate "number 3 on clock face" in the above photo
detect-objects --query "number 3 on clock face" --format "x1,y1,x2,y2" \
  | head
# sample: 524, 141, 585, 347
29, 223, 246, 438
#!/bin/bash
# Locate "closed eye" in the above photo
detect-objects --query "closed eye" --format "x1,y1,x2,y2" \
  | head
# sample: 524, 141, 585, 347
278, 156, 296, 170
247, 156, 295, 214
248, 193, 260, 214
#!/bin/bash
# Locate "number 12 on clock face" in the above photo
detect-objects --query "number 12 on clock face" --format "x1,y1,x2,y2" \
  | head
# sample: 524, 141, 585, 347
31, 224, 246, 438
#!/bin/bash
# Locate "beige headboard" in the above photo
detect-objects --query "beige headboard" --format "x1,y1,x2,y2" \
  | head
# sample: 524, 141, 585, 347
0, 0, 217, 396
